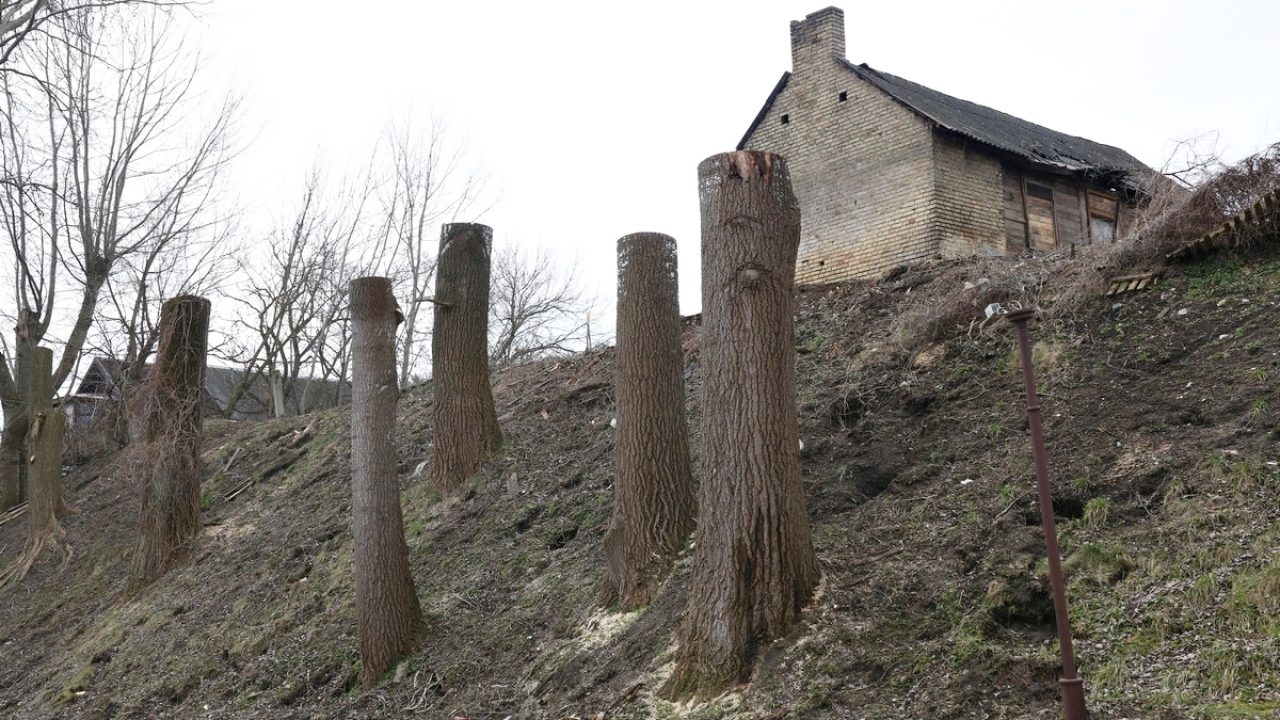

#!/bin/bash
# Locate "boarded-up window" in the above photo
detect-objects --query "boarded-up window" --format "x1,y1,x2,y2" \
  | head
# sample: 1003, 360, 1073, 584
1090, 216, 1116, 243
1087, 191, 1119, 244
1024, 181, 1057, 251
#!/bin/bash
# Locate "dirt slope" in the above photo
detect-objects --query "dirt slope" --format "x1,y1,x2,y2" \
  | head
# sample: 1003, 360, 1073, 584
1, 246, 1278, 720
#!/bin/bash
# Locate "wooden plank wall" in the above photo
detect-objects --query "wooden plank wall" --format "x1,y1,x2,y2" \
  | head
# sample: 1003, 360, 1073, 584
1002, 170, 1028, 252
1001, 162, 1114, 251
1025, 181, 1057, 251
1052, 179, 1086, 247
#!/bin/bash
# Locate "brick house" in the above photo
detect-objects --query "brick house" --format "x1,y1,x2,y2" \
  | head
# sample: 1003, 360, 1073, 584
739, 6, 1163, 284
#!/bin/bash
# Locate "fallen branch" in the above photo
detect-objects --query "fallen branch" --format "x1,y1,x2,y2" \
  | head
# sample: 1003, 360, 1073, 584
993, 491, 1032, 523
0, 502, 29, 527
285, 421, 315, 448
224, 478, 254, 502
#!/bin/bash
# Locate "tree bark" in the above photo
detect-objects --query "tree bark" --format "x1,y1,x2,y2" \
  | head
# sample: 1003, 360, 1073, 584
0, 397, 25, 511
0, 340, 31, 511
131, 295, 209, 587
601, 232, 696, 609
2, 346, 68, 585
665, 151, 820, 700
430, 223, 501, 491
350, 276, 426, 687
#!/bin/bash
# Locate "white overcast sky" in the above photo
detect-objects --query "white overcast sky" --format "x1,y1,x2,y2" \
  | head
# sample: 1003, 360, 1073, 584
200, 0, 1280, 325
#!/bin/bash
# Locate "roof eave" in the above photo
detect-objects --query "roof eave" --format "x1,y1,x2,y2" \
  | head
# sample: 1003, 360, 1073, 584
736, 72, 791, 151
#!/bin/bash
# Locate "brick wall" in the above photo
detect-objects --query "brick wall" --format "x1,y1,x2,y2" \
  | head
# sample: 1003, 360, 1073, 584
932, 135, 1005, 258
743, 8, 937, 284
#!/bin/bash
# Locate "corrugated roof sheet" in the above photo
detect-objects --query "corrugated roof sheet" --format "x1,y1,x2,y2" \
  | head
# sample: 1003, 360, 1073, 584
739, 62, 1158, 194
845, 62, 1150, 185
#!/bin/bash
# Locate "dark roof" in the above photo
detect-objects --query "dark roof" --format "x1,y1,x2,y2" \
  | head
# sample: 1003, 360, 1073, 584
76, 357, 124, 396
738, 62, 1157, 194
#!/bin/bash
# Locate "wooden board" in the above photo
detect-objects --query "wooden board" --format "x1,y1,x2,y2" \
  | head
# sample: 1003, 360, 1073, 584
1004, 217, 1028, 253
1003, 166, 1030, 250
1026, 195, 1056, 251
1053, 182, 1084, 247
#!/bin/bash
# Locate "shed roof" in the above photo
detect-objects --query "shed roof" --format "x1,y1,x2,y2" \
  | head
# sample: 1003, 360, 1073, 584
738, 62, 1158, 194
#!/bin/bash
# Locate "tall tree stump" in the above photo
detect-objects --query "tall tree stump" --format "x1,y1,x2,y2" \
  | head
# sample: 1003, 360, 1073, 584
430, 223, 501, 491
665, 151, 820, 699
131, 295, 210, 586
0, 396, 22, 511
601, 232, 696, 609
1, 347, 68, 585
351, 277, 426, 687
1, 339, 32, 512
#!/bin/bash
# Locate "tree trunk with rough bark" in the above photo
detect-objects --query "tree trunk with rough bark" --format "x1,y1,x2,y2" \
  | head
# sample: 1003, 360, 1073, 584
665, 151, 820, 700
0, 396, 25, 511
601, 232, 696, 609
0, 336, 31, 511
2, 346, 70, 585
430, 223, 501, 491
350, 276, 426, 687
131, 295, 209, 587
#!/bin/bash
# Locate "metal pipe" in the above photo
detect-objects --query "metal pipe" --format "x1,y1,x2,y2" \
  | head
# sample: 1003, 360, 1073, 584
1006, 307, 1088, 720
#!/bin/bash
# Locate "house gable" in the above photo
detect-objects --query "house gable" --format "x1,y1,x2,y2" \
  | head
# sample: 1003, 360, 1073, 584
739, 7, 939, 283
738, 6, 1160, 282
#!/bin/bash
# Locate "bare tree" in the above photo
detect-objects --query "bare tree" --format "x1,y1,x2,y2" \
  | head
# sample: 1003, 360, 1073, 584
350, 276, 425, 687
665, 152, 819, 700
0, 1, 193, 65
225, 170, 374, 418
488, 243, 594, 367
379, 119, 482, 386
601, 232, 695, 609
0, 5, 231, 508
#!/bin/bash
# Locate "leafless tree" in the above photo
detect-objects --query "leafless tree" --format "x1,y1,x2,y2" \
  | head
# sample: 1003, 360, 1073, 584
378, 118, 483, 386
224, 170, 376, 417
488, 243, 595, 367
90, 219, 234, 443
0, 5, 231, 508
0, 1, 193, 65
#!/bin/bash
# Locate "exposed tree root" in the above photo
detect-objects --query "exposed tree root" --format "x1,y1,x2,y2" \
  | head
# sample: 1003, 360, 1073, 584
1, 523, 72, 586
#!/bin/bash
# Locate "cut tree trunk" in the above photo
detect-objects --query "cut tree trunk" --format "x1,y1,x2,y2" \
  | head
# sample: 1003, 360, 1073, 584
0, 398, 25, 511
430, 223, 502, 491
665, 151, 820, 700
131, 295, 210, 587
601, 232, 696, 609
0, 341, 31, 511
2, 347, 69, 585
350, 276, 426, 687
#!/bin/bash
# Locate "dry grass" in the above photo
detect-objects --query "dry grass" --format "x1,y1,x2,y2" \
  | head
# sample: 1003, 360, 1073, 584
1093, 141, 1280, 274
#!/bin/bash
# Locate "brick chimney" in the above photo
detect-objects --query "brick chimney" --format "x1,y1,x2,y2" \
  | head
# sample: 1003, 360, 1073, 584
790, 6, 846, 72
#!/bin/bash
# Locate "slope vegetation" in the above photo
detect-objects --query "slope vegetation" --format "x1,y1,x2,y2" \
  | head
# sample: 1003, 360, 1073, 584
2, 244, 1279, 719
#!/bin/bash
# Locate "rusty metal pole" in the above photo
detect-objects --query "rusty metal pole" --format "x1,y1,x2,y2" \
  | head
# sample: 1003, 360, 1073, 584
1006, 307, 1087, 720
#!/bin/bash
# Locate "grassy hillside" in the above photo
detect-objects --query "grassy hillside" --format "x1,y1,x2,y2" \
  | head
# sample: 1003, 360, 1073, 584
1, 244, 1278, 719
